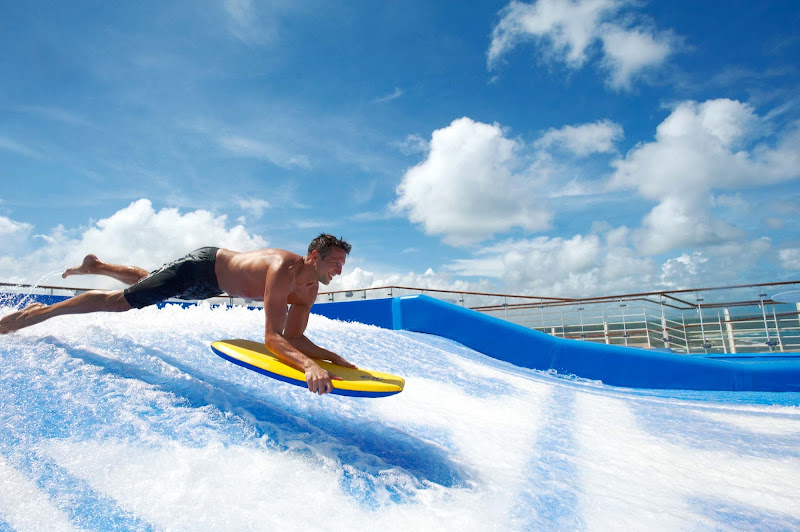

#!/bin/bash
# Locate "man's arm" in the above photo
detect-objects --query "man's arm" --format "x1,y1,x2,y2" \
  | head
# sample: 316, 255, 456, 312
284, 303, 357, 369
262, 265, 338, 395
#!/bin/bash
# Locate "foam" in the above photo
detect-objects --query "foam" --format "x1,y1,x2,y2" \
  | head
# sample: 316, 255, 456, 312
1, 302, 799, 530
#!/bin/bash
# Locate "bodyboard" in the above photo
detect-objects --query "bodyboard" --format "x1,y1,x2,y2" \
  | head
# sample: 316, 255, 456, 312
211, 339, 404, 398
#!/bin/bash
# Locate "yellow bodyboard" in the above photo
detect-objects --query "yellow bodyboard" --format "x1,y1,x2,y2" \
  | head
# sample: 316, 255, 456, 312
211, 339, 404, 398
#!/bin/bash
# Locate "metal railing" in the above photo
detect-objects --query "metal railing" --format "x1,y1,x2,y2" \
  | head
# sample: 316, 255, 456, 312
314, 282, 800, 355
0, 281, 259, 309
3, 280, 800, 355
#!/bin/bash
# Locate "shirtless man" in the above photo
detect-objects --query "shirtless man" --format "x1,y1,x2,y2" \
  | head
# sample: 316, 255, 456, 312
0, 233, 354, 395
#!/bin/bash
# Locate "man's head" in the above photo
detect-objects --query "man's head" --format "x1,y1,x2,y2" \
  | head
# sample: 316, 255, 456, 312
308, 234, 351, 285
308, 234, 352, 259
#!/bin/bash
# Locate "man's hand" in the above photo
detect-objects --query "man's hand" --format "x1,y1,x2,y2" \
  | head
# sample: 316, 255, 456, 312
304, 362, 342, 395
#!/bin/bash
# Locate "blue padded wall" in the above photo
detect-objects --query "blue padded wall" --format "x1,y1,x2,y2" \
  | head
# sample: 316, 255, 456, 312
311, 295, 800, 392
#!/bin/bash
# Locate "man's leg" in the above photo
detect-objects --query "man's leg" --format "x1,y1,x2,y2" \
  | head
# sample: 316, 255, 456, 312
62, 255, 149, 285
0, 290, 131, 334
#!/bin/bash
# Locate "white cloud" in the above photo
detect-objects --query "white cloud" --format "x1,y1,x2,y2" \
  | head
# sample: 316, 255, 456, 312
660, 251, 708, 282
488, 0, 675, 89
395, 134, 429, 155
0, 215, 33, 253
219, 135, 311, 169
392, 117, 552, 246
447, 235, 606, 295
0, 215, 33, 238
634, 195, 744, 255
0, 199, 268, 287
660, 239, 772, 288
238, 198, 271, 219
327, 266, 488, 295
374, 87, 404, 103
600, 26, 672, 89
610, 99, 800, 254
779, 248, 800, 271
535, 119, 623, 156
438, 227, 773, 297
447, 232, 657, 297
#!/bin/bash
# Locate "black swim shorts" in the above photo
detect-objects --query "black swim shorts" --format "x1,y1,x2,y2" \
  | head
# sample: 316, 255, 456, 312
123, 247, 224, 309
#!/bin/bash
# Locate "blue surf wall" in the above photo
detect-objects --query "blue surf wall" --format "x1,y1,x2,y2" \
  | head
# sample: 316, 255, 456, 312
311, 295, 800, 392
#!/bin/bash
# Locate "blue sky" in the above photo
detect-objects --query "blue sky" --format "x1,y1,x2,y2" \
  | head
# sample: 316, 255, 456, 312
1, 0, 799, 296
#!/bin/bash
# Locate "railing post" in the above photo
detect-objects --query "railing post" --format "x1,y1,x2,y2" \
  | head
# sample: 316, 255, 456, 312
619, 299, 628, 347
717, 310, 727, 354
759, 291, 775, 353
682, 314, 690, 353
724, 308, 736, 354
771, 305, 785, 352
697, 295, 711, 353
659, 296, 669, 348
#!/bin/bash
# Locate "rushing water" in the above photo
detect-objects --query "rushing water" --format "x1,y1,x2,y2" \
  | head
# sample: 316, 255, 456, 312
0, 302, 799, 531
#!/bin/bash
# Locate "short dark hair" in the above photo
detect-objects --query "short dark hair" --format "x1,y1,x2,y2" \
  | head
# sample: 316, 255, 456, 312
308, 233, 352, 258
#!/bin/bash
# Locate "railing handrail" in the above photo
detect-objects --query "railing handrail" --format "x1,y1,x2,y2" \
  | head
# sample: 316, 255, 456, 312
318, 284, 576, 301
4, 279, 800, 307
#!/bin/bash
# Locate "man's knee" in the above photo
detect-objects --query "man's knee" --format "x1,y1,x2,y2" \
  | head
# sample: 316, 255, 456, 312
107, 290, 132, 312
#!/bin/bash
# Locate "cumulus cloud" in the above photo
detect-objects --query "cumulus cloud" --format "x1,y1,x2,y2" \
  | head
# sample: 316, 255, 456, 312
535, 119, 623, 156
392, 117, 552, 246
440, 228, 774, 297
488, 0, 674, 89
610, 99, 800, 254
326, 266, 488, 296
600, 25, 672, 89
0, 215, 33, 238
0, 214, 34, 253
659, 238, 772, 288
635, 195, 744, 255
0, 199, 268, 287
445, 232, 657, 297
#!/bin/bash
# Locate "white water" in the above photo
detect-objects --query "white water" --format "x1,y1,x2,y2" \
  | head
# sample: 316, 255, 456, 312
0, 303, 799, 531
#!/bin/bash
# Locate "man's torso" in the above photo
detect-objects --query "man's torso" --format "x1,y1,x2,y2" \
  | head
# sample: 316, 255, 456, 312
214, 248, 318, 305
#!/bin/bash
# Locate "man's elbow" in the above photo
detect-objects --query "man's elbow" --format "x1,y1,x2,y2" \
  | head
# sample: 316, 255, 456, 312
263, 332, 285, 351
283, 332, 304, 343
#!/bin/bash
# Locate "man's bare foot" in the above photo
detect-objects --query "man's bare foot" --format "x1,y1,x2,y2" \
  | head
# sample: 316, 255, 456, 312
0, 303, 48, 334
62, 254, 101, 279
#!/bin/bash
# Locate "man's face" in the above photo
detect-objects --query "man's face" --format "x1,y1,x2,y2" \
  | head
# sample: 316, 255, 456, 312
316, 247, 346, 285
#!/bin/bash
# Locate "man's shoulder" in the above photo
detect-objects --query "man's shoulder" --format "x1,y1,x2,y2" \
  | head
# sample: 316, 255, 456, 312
271, 250, 305, 272
234, 248, 302, 270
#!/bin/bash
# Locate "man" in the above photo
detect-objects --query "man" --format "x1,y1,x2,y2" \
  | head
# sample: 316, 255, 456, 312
0, 234, 355, 395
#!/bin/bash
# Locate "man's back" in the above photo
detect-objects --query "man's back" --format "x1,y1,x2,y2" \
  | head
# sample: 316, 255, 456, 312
215, 248, 305, 301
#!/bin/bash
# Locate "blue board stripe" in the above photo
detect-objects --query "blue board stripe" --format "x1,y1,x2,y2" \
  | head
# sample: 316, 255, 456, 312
210, 346, 399, 398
